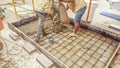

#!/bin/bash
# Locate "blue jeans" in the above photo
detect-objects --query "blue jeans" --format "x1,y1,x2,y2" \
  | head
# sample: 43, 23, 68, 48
74, 6, 87, 23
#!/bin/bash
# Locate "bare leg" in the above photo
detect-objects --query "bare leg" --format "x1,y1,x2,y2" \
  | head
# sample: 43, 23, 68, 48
74, 22, 80, 34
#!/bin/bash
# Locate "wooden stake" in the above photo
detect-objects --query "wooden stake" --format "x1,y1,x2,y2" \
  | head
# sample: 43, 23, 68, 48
86, 0, 92, 26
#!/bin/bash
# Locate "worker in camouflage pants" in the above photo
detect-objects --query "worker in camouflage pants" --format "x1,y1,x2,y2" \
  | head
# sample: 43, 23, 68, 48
35, 0, 69, 43
35, 0, 54, 43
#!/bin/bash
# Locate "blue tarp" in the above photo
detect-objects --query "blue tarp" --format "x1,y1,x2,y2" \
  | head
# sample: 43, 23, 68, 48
100, 11, 120, 21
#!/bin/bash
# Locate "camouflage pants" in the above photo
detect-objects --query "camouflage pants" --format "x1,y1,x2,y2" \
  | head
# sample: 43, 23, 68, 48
35, 12, 45, 42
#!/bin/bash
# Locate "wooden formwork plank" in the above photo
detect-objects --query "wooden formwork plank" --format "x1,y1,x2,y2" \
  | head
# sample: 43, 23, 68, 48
105, 43, 120, 68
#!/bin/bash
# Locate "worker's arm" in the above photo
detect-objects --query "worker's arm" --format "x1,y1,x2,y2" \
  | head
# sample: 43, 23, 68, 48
65, 3, 69, 10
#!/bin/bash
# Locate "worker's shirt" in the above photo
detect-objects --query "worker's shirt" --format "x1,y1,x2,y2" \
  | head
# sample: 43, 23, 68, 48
35, 0, 54, 14
67, 0, 86, 12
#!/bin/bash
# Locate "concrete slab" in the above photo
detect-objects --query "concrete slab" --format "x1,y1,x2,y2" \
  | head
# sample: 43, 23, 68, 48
22, 42, 36, 54
36, 53, 54, 68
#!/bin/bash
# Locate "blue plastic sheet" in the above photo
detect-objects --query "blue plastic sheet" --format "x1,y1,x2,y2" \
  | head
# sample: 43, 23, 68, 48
100, 11, 120, 21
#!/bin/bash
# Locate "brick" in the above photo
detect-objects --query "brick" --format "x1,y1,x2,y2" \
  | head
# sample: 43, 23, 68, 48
36, 53, 54, 68
22, 42, 36, 54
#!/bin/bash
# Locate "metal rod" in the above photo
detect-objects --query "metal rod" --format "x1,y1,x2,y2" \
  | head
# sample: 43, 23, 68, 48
86, 0, 92, 25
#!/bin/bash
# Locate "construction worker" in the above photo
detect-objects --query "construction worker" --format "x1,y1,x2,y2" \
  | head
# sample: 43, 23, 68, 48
35, 0, 69, 43
34, 0, 54, 43
65, 0, 87, 36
